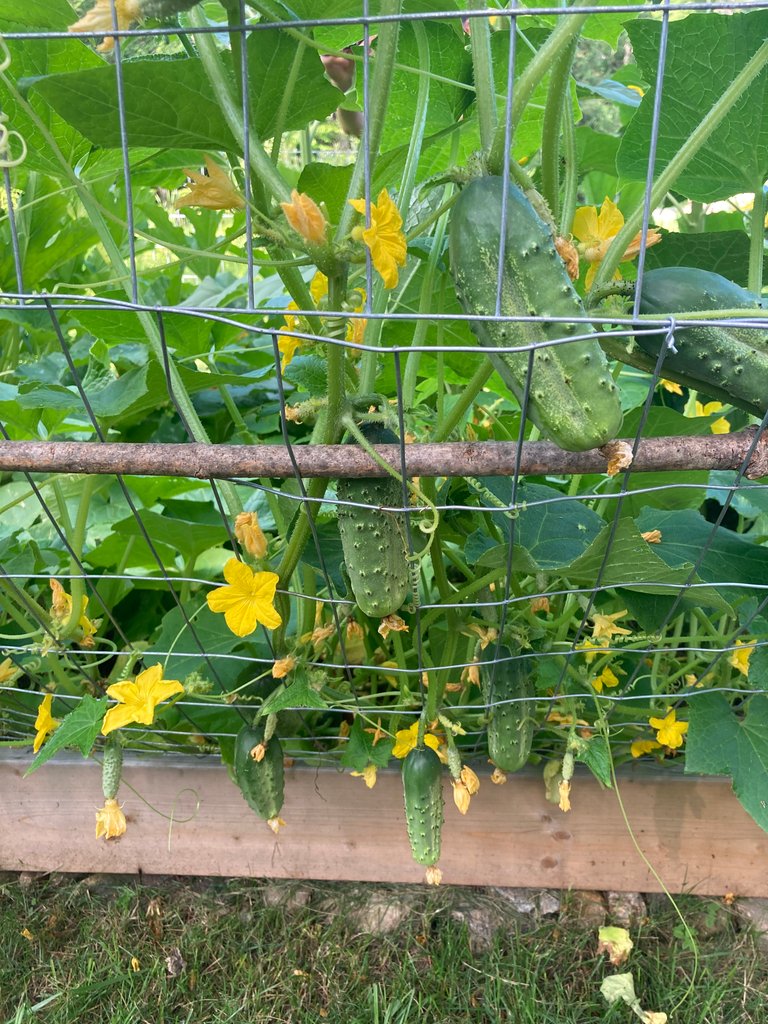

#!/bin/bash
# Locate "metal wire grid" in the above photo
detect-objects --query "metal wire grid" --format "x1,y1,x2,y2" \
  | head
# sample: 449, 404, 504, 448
1, 2, 768, 764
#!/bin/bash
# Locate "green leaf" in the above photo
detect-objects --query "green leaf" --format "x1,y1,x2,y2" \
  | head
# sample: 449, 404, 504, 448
686, 693, 768, 833
643, 229, 766, 287
25, 696, 108, 776
567, 517, 730, 612
618, 12, 768, 202
30, 31, 341, 151
339, 716, 395, 772
573, 734, 613, 789
151, 605, 256, 692
284, 355, 328, 397
0, 0, 76, 28
260, 670, 330, 715
296, 163, 354, 226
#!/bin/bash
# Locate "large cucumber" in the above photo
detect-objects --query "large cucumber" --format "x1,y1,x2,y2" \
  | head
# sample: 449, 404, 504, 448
636, 267, 768, 416
336, 424, 410, 618
481, 645, 536, 773
233, 721, 285, 822
402, 745, 444, 867
449, 176, 623, 452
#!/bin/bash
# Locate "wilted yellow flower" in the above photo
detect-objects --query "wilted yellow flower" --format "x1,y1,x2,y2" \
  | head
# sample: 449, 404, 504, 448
466, 624, 498, 650
349, 189, 407, 289
363, 718, 386, 745
530, 596, 550, 615
729, 639, 755, 678
392, 722, 440, 759
452, 780, 471, 815
572, 196, 661, 289
250, 742, 267, 763
461, 661, 481, 687
351, 764, 378, 788
130, 957, 140, 972
267, 816, 286, 834
490, 767, 508, 785
660, 378, 683, 395
425, 866, 442, 886
649, 709, 688, 749
378, 614, 409, 639
460, 764, 480, 795
175, 155, 244, 211
102, 664, 183, 736
206, 557, 282, 636
68, 0, 141, 52
281, 190, 327, 245
234, 511, 268, 560
642, 530, 662, 544
630, 738, 662, 758
555, 236, 580, 280
591, 609, 631, 641
49, 579, 98, 641
601, 439, 634, 477
0, 657, 20, 686
95, 798, 127, 840
33, 693, 59, 753
558, 779, 571, 812
272, 655, 295, 679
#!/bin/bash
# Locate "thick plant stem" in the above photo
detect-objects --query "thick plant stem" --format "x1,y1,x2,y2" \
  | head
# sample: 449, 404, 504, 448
335, 0, 403, 242
590, 40, 768, 293
431, 360, 495, 441
398, 21, 430, 215
64, 475, 98, 638
540, 38, 577, 226
186, 7, 291, 204
467, 8, 497, 153
487, 1, 591, 175
749, 177, 766, 297
559, 96, 578, 235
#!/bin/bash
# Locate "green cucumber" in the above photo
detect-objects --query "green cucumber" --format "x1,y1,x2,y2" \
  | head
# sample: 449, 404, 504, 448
336, 424, 410, 618
402, 745, 444, 867
481, 646, 535, 773
233, 721, 285, 822
101, 735, 123, 801
636, 267, 768, 416
449, 176, 623, 452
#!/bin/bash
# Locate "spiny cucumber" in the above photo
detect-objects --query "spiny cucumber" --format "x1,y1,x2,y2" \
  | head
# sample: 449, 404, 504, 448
402, 745, 444, 868
449, 176, 623, 452
233, 721, 285, 823
481, 645, 536, 773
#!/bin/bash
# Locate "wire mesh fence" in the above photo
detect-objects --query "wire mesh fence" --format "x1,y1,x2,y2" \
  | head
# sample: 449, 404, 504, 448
2, 0, 768, 863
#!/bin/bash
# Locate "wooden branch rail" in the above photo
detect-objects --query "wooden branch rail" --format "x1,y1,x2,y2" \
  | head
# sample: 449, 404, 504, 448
1, 429, 767, 479
2, 753, 767, 894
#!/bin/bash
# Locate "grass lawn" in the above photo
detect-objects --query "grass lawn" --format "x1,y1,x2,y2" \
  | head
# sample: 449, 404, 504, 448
1, 876, 766, 1023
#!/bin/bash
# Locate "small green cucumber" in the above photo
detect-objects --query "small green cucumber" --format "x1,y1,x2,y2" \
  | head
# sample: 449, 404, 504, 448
101, 735, 123, 801
233, 721, 285, 822
336, 424, 410, 618
481, 645, 536, 773
402, 745, 444, 867
637, 267, 768, 416
449, 176, 623, 452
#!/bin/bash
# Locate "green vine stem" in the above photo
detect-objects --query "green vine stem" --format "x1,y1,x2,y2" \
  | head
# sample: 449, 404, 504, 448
486, 0, 591, 175
540, 38, 577, 225
269, 41, 307, 164
749, 176, 766, 297
431, 360, 495, 441
185, 8, 291, 204
62, 476, 98, 638
467, 8, 497, 153
335, 0, 403, 243
590, 40, 768, 293
398, 21, 430, 215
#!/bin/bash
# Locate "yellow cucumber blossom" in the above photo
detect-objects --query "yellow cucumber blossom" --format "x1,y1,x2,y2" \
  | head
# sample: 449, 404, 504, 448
590, 609, 632, 641
33, 694, 59, 753
630, 738, 662, 758
95, 798, 127, 840
206, 557, 282, 636
69, 0, 141, 53
280, 190, 328, 245
649, 709, 688, 749
175, 155, 244, 210
591, 665, 621, 693
277, 301, 302, 371
349, 189, 407, 289
102, 664, 183, 735
392, 722, 440, 759
729, 639, 755, 678
660, 378, 683, 395
0, 657, 20, 686
572, 196, 661, 289
694, 400, 730, 434
350, 764, 378, 788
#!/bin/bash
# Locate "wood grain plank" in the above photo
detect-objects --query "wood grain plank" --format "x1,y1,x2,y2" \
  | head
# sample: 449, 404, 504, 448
1, 754, 765, 894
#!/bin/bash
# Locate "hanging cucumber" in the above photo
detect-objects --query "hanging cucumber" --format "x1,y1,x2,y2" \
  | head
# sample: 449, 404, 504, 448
336, 423, 410, 618
402, 745, 444, 879
233, 720, 285, 826
481, 645, 536, 773
636, 267, 768, 416
449, 176, 623, 452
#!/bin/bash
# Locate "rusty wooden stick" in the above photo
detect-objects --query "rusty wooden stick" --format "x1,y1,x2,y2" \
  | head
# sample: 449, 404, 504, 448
0, 430, 767, 479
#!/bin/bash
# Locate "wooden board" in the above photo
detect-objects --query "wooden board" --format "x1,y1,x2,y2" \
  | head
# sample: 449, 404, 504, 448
1, 752, 766, 894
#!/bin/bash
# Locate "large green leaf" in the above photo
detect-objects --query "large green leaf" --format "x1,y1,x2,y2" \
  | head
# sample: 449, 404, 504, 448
25, 696, 108, 776
0, 0, 76, 30
151, 605, 254, 692
29, 30, 340, 150
635, 508, 768, 596
686, 693, 768, 834
567, 516, 729, 611
618, 12, 768, 202
643, 229, 766, 287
